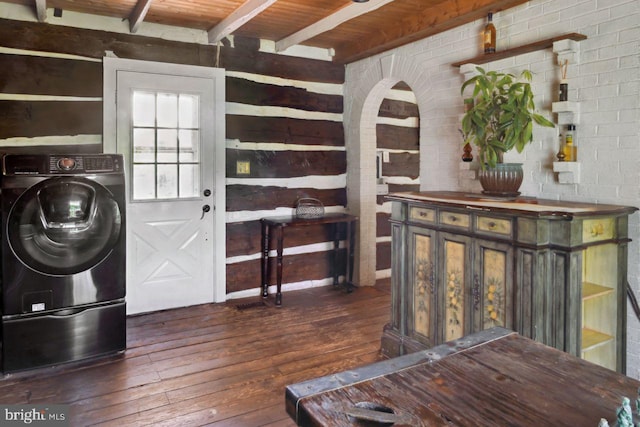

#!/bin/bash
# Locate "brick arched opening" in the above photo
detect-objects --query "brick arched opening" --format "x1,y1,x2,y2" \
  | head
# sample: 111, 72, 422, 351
345, 53, 435, 286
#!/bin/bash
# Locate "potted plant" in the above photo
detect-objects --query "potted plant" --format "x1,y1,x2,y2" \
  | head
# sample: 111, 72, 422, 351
460, 66, 555, 196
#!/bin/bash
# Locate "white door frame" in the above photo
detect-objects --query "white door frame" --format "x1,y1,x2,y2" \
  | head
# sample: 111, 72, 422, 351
103, 56, 226, 304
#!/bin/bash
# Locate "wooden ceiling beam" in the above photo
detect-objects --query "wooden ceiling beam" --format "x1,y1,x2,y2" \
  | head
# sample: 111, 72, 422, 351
129, 0, 154, 33
332, 0, 530, 64
275, 0, 395, 53
208, 0, 279, 44
35, 0, 47, 22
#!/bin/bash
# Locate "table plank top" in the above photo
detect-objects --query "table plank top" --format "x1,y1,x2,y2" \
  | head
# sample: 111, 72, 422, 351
262, 212, 357, 226
286, 328, 640, 426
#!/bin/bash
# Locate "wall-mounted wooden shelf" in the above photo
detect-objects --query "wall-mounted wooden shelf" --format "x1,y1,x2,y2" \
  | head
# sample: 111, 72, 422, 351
452, 33, 587, 67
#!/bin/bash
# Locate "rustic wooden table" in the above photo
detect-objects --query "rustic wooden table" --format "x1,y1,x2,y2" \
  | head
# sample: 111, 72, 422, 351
261, 213, 357, 306
286, 327, 640, 426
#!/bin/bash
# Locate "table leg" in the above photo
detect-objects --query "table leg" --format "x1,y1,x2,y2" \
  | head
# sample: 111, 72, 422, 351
346, 220, 355, 293
275, 225, 284, 306
333, 223, 340, 287
261, 220, 270, 298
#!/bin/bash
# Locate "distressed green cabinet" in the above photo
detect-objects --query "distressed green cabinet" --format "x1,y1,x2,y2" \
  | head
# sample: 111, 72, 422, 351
382, 191, 637, 373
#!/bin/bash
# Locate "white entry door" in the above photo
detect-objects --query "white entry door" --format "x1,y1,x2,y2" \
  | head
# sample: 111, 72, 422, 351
103, 58, 226, 314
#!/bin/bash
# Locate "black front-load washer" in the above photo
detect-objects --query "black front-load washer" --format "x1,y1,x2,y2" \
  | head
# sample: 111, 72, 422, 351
0, 154, 126, 372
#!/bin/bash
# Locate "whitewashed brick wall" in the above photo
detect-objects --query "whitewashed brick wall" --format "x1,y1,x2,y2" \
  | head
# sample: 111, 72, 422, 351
344, 0, 640, 378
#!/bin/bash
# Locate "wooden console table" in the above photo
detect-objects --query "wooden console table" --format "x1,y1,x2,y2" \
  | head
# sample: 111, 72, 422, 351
261, 213, 357, 306
286, 327, 640, 426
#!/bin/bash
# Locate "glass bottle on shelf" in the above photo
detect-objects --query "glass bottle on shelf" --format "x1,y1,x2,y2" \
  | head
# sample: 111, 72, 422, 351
556, 135, 566, 162
563, 125, 576, 161
483, 13, 496, 54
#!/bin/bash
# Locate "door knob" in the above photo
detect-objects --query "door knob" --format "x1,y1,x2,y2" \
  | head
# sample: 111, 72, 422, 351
203, 189, 212, 197
200, 204, 211, 219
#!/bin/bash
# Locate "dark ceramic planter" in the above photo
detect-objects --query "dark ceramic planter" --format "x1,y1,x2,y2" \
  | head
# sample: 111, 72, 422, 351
478, 163, 523, 197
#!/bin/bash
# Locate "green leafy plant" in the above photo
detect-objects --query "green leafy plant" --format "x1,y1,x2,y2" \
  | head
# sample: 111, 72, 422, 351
460, 66, 555, 169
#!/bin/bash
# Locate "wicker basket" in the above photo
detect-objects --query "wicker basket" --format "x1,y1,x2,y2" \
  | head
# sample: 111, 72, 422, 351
295, 198, 324, 219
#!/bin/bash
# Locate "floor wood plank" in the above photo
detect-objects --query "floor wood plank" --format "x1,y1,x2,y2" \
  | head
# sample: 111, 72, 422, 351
0, 281, 391, 426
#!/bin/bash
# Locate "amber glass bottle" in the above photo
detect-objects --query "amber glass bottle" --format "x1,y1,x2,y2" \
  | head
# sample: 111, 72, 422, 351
484, 13, 496, 54
563, 124, 577, 161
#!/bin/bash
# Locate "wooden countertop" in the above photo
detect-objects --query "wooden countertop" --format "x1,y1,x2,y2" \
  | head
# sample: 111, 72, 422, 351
387, 191, 638, 218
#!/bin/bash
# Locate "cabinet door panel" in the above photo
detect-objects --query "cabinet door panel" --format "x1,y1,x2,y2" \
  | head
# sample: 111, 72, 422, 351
473, 240, 514, 333
407, 226, 437, 347
439, 232, 472, 342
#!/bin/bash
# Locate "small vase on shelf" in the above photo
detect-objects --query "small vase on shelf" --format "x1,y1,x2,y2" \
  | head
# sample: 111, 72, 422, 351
559, 79, 568, 101
462, 143, 473, 162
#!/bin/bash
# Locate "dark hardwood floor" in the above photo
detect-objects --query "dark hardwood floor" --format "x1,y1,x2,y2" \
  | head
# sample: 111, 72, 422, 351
0, 280, 391, 426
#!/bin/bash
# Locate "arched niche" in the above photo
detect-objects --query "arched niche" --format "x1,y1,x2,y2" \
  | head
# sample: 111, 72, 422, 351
345, 54, 434, 287
375, 81, 420, 279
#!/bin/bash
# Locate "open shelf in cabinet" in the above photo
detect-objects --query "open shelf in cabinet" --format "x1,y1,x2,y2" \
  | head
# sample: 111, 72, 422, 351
583, 282, 614, 300
451, 33, 587, 67
582, 328, 614, 350
582, 328, 616, 368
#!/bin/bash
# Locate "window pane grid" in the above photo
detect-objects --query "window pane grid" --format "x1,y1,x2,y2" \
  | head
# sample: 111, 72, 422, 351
132, 91, 200, 201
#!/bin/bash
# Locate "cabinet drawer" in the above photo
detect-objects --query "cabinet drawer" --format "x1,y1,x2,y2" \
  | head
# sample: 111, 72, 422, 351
409, 206, 436, 224
582, 218, 615, 243
476, 216, 512, 236
439, 211, 470, 228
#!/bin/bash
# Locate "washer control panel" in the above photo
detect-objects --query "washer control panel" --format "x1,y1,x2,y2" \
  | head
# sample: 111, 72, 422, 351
2, 154, 123, 175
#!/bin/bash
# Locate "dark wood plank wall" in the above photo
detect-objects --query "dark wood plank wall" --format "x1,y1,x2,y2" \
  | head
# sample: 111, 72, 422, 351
376, 84, 420, 273
0, 18, 350, 296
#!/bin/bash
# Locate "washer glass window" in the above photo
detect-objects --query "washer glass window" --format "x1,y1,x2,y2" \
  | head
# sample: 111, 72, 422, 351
8, 177, 122, 275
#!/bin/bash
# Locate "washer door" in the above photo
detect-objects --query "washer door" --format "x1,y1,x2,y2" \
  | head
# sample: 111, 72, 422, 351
8, 177, 122, 276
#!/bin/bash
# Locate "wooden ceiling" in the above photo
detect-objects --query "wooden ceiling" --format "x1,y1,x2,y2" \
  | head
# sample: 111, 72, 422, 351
6, 0, 529, 63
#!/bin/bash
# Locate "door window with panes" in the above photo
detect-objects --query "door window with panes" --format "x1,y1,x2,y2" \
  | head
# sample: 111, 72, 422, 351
131, 91, 201, 200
